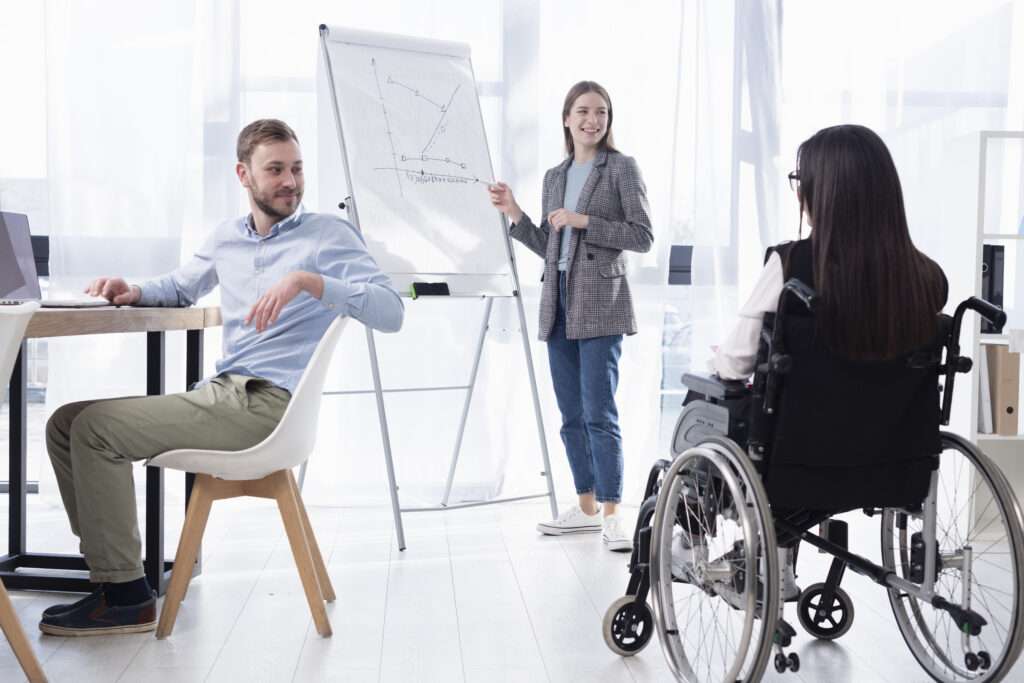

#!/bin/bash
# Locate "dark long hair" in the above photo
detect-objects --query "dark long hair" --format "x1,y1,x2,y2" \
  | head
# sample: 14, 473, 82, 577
561, 81, 617, 157
796, 124, 945, 359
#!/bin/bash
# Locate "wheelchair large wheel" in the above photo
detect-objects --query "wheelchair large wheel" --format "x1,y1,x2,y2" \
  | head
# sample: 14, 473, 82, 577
881, 432, 1024, 682
649, 436, 779, 682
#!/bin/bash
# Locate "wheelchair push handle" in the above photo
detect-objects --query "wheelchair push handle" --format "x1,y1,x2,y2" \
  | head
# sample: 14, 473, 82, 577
940, 296, 1008, 424
960, 296, 1007, 333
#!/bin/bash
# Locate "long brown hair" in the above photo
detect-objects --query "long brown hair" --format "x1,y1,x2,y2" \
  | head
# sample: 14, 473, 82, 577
561, 81, 617, 157
796, 124, 945, 359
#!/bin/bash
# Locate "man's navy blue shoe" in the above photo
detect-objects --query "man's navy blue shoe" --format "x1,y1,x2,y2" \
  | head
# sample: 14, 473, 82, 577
39, 591, 157, 636
41, 586, 104, 619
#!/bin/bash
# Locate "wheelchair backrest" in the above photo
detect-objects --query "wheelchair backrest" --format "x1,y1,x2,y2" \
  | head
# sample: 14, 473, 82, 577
761, 313, 943, 468
749, 299, 945, 510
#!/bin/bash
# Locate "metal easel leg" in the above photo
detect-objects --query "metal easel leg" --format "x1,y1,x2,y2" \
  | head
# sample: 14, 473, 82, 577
513, 293, 558, 519
366, 327, 407, 551
441, 298, 494, 506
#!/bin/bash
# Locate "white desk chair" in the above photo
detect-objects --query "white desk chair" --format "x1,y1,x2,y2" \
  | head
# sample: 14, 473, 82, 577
149, 317, 347, 639
0, 302, 48, 683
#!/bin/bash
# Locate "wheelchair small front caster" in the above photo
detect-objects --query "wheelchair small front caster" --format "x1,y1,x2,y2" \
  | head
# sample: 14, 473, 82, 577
965, 650, 992, 671
797, 582, 855, 640
774, 651, 800, 673
602, 595, 654, 656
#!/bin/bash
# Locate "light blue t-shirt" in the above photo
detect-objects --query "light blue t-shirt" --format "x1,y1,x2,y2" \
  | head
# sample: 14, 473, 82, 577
558, 159, 594, 271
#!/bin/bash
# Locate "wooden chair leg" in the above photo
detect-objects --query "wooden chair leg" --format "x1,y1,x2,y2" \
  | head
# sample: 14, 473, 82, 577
0, 583, 47, 683
157, 473, 215, 639
286, 470, 335, 602
273, 472, 332, 637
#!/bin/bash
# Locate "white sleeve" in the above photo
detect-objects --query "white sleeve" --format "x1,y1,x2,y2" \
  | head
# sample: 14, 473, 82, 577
709, 251, 785, 380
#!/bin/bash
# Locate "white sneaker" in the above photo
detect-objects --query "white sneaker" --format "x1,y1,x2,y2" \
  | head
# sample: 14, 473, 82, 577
602, 514, 632, 552
536, 506, 602, 536
671, 529, 708, 582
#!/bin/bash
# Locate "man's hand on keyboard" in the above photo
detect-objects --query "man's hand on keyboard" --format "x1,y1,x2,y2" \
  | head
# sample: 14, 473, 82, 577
85, 277, 141, 305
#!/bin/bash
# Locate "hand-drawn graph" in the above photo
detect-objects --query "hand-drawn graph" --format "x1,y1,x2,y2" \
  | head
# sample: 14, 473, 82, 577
370, 58, 483, 196
320, 28, 510, 289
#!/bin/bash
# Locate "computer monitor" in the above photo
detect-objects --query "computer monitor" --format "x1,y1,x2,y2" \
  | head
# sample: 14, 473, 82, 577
0, 212, 43, 301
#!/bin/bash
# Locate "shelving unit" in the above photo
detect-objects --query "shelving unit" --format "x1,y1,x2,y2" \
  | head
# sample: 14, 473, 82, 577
971, 131, 1024, 487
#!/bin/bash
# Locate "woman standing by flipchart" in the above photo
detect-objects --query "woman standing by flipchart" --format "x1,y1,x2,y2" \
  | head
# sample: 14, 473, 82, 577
489, 80, 653, 552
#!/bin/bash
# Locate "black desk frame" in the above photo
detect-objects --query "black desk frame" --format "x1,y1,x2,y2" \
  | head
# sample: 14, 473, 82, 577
1, 329, 203, 595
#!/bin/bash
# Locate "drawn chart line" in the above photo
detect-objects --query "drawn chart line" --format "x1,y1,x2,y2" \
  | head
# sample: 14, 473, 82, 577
386, 76, 445, 110
421, 84, 461, 154
398, 153, 467, 169
372, 58, 403, 197
373, 166, 482, 183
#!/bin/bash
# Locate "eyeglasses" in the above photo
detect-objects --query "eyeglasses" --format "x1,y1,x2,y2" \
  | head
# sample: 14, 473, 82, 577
787, 171, 800, 191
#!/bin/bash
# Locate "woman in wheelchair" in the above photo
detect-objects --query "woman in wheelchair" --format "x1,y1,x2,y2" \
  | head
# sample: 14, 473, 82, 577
602, 125, 1024, 683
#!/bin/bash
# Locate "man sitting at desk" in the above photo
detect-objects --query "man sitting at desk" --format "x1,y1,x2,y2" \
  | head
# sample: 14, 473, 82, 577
38, 118, 404, 636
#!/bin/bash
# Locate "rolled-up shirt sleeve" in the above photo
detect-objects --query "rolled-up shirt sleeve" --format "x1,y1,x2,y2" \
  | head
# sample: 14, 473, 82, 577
710, 251, 784, 380
137, 231, 219, 307
316, 218, 404, 333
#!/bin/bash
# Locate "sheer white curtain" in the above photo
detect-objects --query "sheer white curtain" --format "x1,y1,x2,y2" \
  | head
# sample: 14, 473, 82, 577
776, 0, 1024, 432
234, 0, 517, 507
37, 1, 204, 507
674, 0, 784, 403
307, 0, 686, 506
677, 0, 1024, 439
15, 1, 685, 512
25, 0, 1022, 516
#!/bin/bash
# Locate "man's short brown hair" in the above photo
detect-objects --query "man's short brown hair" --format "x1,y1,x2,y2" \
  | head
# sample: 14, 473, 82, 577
236, 119, 299, 165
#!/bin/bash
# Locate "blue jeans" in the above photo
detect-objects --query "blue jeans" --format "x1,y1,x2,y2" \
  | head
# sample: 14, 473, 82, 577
546, 272, 624, 503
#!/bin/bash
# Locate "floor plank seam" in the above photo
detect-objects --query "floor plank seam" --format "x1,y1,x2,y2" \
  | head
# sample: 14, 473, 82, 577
112, 632, 150, 682
557, 529, 641, 682
500, 518, 552, 683
203, 521, 285, 682
375, 530, 395, 683
289, 510, 336, 683
444, 520, 468, 683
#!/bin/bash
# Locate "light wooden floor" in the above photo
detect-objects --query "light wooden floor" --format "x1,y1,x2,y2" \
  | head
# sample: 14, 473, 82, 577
1, 496, 1022, 682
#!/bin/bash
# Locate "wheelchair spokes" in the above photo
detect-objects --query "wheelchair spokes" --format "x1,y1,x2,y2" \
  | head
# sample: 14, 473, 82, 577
882, 433, 1024, 682
649, 438, 779, 683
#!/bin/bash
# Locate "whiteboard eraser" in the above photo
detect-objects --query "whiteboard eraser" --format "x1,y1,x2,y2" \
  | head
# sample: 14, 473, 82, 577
410, 282, 450, 299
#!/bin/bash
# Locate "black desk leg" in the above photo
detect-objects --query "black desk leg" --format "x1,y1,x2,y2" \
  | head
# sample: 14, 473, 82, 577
184, 329, 202, 577
144, 331, 166, 594
7, 343, 26, 557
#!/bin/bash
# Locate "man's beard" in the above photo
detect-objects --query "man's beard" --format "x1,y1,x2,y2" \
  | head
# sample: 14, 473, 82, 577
252, 186, 302, 222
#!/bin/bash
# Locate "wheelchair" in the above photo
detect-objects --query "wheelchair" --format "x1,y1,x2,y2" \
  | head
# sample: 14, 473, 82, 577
602, 280, 1024, 682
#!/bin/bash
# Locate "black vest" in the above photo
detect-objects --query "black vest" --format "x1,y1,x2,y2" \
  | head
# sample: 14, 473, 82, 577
759, 239, 939, 511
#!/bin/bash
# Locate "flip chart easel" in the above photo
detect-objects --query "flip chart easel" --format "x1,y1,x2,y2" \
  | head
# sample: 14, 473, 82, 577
316, 24, 558, 549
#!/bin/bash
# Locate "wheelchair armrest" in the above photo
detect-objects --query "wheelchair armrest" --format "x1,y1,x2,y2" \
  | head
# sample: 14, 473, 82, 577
681, 372, 749, 400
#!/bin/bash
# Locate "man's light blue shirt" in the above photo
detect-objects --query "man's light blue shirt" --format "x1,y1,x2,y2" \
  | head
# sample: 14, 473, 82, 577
137, 207, 404, 393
